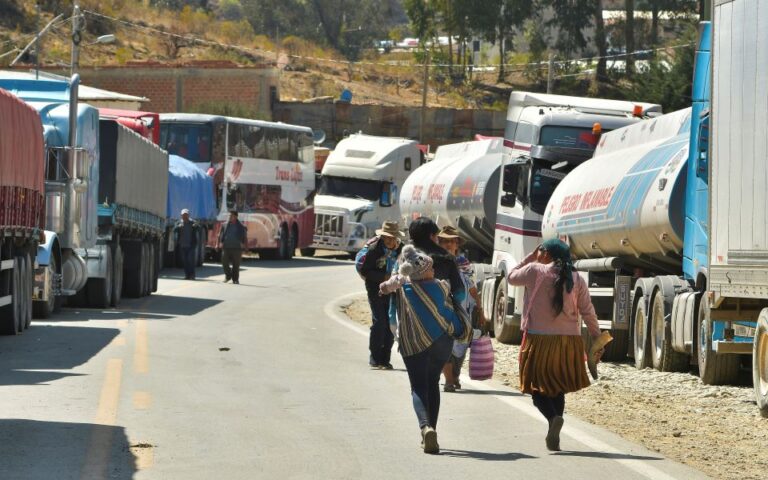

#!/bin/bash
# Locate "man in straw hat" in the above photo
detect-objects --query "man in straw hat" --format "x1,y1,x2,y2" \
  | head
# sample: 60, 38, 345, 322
355, 221, 404, 369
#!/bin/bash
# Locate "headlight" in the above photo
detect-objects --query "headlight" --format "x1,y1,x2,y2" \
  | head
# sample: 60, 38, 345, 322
351, 224, 366, 238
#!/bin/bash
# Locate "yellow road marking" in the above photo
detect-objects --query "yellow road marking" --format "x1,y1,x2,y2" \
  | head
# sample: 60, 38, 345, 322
134, 319, 149, 374
132, 445, 154, 471
112, 336, 126, 347
117, 320, 129, 328
133, 391, 152, 410
81, 358, 123, 480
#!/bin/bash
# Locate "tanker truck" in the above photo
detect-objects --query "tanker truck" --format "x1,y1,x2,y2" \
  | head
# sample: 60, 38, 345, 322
0, 88, 44, 334
312, 133, 424, 256
543, 15, 768, 416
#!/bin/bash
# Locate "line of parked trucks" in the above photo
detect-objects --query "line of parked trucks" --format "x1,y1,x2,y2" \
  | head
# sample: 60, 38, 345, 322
311, 9, 767, 416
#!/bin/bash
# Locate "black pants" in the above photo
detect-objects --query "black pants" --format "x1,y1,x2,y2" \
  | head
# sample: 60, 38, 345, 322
402, 334, 453, 429
532, 392, 565, 422
180, 246, 196, 279
367, 287, 394, 365
221, 248, 242, 282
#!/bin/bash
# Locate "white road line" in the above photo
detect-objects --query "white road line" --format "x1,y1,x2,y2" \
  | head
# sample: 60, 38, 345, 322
324, 293, 691, 480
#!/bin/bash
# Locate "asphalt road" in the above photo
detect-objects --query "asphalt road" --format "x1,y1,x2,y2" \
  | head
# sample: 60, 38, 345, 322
0, 256, 709, 480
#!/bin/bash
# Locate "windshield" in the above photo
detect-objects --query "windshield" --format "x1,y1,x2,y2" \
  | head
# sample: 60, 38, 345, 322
226, 184, 282, 214
318, 176, 382, 201
160, 123, 213, 163
539, 126, 601, 150
530, 160, 567, 215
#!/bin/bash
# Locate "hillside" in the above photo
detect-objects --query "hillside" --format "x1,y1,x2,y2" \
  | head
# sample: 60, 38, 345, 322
0, 0, 516, 109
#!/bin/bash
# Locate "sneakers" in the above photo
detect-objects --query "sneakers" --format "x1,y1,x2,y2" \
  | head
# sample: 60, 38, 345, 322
443, 383, 456, 393
421, 426, 439, 454
546, 416, 564, 451
233, 279, 239, 284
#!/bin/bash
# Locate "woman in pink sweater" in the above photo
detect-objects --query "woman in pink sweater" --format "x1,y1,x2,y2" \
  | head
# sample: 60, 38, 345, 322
507, 238, 602, 451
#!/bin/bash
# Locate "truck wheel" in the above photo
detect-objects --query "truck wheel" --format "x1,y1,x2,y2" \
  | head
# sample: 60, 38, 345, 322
633, 297, 652, 369
300, 248, 316, 257
289, 226, 298, 260
122, 242, 144, 298
141, 243, 151, 297
20, 254, 32, 330
152, 241, 160, 293
147, 242, 156, 295
87, 248, 113, 309
650, 291, 689, 372
753, 309, 768, 418
697, 294, 740, 385
33, 254, 60, 319
493, 280, 522, 344
111, 244, 123, 307
0, 258, 22, 335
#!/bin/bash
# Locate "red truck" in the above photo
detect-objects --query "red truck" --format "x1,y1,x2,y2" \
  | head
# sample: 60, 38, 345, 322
0, 88, 45, 334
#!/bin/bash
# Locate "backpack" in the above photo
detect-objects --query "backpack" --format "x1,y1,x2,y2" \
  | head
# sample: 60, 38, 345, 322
354, 236, 380, 278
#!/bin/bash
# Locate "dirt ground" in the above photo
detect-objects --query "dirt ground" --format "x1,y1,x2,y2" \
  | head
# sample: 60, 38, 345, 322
342, 295, 768, 480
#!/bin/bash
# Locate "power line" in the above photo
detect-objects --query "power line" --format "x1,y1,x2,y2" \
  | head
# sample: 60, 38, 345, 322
82, 9, 694, 71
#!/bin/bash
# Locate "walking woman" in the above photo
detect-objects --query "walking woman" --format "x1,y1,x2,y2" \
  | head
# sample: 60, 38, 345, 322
507, 239, 603, 451
385, 245, 472, 454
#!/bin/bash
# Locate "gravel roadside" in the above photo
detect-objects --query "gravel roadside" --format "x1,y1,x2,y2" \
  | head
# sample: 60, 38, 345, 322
342, 295, 767, 480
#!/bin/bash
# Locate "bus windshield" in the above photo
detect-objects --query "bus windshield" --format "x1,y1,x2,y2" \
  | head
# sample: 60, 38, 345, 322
160, 123, 213, 164
539, 126, 601, 150
318, 176, 381, 201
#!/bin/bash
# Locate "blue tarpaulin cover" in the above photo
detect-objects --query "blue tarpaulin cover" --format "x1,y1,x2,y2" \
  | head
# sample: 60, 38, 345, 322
167, 154, 217, 222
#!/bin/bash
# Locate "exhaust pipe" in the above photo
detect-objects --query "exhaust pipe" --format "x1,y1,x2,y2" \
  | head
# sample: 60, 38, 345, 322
68, 74, 79, 148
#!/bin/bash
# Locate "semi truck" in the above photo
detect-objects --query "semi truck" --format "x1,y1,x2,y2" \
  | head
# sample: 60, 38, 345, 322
0, 88, 44, 334
542, 12, 767, 415
312, 133, 424, 256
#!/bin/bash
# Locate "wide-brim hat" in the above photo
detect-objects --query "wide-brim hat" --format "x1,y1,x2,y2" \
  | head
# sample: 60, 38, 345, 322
376, 220, 404, 239
437, 225, 466, 245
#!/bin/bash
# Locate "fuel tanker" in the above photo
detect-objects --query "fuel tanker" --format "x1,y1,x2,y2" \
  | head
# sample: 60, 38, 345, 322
399, 138, 502, 261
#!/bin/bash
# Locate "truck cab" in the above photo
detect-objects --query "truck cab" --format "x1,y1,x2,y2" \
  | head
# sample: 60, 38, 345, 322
486, 92, 662, 344
312, 133, 423, 254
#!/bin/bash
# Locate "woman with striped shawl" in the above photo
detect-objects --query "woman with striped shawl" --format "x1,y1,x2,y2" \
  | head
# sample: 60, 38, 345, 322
381, 244, 472, 454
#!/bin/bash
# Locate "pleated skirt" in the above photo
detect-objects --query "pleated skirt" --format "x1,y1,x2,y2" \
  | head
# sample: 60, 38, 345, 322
519, 333, 591, 396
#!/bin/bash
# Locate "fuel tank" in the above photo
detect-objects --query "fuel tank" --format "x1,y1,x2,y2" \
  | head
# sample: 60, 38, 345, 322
399, 138, 502, 257
542, 108, 692, 263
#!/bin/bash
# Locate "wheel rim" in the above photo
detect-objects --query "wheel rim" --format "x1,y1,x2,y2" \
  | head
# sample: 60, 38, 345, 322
698, 300, 708, 369
494, 283, 506, 332
652, 294, 664, 361
758, 330, 768, 397
634, 303, 645, 359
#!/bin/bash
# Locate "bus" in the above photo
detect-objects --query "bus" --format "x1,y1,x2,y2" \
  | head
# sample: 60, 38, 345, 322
159, 113, 315, 260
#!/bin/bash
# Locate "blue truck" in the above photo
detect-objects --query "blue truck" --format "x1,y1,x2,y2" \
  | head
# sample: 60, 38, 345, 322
542, 13, 767, 416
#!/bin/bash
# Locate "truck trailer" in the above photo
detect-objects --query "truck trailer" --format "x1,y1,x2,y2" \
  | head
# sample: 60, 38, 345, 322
0, 88, 44, 333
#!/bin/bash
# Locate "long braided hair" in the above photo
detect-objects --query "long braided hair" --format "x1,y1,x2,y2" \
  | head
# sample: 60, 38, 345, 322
541, 239, 574, 315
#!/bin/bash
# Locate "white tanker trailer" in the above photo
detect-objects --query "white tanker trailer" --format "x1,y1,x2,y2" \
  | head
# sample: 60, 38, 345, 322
541, 107, 692, 361
399, 138, 502, 261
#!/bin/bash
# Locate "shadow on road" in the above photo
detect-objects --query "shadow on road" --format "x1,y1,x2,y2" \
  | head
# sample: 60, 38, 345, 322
553, 450, 663, 461
51, 295, 222, 321
0, 419, 137, 479
241, 257, 353, 269
0, 325, 118, 386
440, 449, 536, 461
454, 389, 524, 397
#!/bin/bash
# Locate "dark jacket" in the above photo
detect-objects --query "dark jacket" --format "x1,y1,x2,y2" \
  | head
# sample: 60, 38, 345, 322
413, 240, 465, 298
218, 220, 247, 248
174, 219, 201, 249
356, 236, 403, 291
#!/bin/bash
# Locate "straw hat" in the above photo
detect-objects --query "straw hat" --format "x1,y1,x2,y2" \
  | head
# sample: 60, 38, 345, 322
437, 225, 466, 245
376, 220, 404, 239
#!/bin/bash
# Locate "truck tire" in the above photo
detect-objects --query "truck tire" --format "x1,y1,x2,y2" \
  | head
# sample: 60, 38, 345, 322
650, 290, 689, 372
33, 254, 61, 319
141, 242, 151, 297
300, 248, 316, 257
697, 294, 740, 385
122, 242, 144, 298
493, 279, 522, 344
289, 226, 298, 260
111, 244, 123, 307
633, 297, 652, 369
152, 240, 160, 293
278, 225, 291, 260
753, 309, 768, 418
20, 254, 32, 330
0, 258, 21, 335
147, 242, 157, 295
86, 248, 113, 309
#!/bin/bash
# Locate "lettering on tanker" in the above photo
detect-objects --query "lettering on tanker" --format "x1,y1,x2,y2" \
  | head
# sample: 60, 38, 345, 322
559, 186, 616, 214
411, 185, 424, 202
427, 184, 444, 202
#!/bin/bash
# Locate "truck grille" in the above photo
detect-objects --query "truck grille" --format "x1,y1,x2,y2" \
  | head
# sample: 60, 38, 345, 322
314, 213, 345, 237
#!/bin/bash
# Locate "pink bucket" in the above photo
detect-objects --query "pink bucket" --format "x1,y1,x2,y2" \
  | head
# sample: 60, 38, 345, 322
468, 336, 494, 380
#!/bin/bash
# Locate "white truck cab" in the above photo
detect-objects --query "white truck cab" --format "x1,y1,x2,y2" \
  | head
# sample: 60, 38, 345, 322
312, 133, 423, 254
484, 92, 662, 344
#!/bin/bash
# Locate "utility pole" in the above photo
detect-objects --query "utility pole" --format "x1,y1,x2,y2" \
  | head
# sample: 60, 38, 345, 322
547, 54, 554, 94
71, 1, 83, 76
419, 48, 429, 144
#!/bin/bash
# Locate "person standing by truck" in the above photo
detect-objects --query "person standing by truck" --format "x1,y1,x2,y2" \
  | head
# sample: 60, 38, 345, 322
507, 239, 602, 451
218, 210, 247, 284
175, 209, 201, 280
355, 221, 404, 369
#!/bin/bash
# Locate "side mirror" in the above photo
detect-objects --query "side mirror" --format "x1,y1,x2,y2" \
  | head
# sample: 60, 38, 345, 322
380, 182, 393, 207
696, 116, 709, 179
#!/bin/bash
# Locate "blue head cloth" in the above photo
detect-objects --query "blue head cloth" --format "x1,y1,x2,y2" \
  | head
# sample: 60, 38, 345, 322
541, 238, 574, 293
